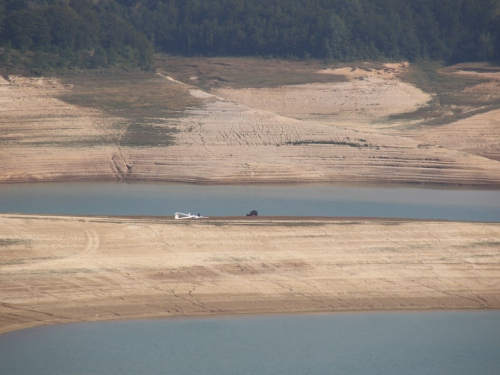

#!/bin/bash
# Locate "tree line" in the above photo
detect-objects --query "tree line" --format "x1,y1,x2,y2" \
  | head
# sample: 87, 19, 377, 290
1, 0, 499, 72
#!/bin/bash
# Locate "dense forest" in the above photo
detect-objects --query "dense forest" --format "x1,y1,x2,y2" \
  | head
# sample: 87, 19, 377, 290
0, 0, 499, 72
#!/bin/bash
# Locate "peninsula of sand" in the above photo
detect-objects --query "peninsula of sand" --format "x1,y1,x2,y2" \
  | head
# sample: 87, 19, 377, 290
1, 214, 499, 334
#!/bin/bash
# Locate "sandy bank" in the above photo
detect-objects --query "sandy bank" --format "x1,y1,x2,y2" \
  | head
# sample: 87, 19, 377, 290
2, 69, 500, 187
1, 214, 499, 334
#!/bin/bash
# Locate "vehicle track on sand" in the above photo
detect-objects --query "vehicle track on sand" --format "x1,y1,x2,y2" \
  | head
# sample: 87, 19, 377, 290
2, 229, 100, 272
79, 229, 100, 262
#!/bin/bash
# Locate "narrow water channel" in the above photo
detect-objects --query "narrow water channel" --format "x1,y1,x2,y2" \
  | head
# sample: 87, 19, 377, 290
1, 182, 499, 221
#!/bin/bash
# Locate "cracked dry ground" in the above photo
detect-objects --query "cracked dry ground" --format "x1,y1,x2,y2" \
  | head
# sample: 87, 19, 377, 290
1, 215, 500, 334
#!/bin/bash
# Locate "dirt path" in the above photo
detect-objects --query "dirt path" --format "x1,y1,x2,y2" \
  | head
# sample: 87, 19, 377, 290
1, 214, 499, 334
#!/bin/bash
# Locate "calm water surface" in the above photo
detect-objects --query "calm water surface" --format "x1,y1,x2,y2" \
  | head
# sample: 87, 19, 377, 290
1, 311, 499, 375
1, 182, 499, 221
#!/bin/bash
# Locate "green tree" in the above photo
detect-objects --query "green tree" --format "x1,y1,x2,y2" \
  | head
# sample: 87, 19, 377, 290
4, 9, 51, 51
91, 46, 108, 68
477, 32, 494, 61
46, 5, 81, 51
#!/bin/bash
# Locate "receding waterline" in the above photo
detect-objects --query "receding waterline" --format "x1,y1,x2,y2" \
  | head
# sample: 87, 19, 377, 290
1, 311, 499, 375
0, 181, 499, 221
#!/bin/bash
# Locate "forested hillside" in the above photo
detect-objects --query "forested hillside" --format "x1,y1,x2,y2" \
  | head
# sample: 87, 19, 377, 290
0, 0, 154, 71
1, 0, 499, 72
129, 0, 500, 62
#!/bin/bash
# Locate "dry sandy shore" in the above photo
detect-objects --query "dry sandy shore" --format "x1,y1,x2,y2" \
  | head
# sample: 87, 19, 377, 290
2, 64, 500, 186
1, 214, 499, 334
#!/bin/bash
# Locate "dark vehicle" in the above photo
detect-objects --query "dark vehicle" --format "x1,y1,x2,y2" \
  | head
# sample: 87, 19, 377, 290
246, 210, 258, 216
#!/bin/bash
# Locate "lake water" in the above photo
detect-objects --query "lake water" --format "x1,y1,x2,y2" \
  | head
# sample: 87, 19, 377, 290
1, 311, 499, 375
1, 182, 500, 221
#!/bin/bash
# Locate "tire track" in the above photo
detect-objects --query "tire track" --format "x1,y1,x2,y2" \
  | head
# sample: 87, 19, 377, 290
3, 229, 100, 272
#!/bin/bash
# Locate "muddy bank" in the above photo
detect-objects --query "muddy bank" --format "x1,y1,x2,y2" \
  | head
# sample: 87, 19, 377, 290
1, 214, 499, 334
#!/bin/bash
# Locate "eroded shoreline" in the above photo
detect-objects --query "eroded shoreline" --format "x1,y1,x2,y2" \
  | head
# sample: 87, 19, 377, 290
2, 65, 500, 187
1, 214, 499, 335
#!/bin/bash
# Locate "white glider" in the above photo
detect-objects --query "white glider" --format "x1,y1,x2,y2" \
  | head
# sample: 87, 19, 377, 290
175, 212, 209, 220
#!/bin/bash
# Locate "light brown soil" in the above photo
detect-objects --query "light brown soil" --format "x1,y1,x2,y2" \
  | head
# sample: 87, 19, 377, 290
1, 60, 500, 186
399, 67, 500, 162
214, 63, 428, 130
214, 78, 430, 126
1, 214, 499, 334
404, 109, 500, 161
0, 75, 125, 182
142, 92, 500, 185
